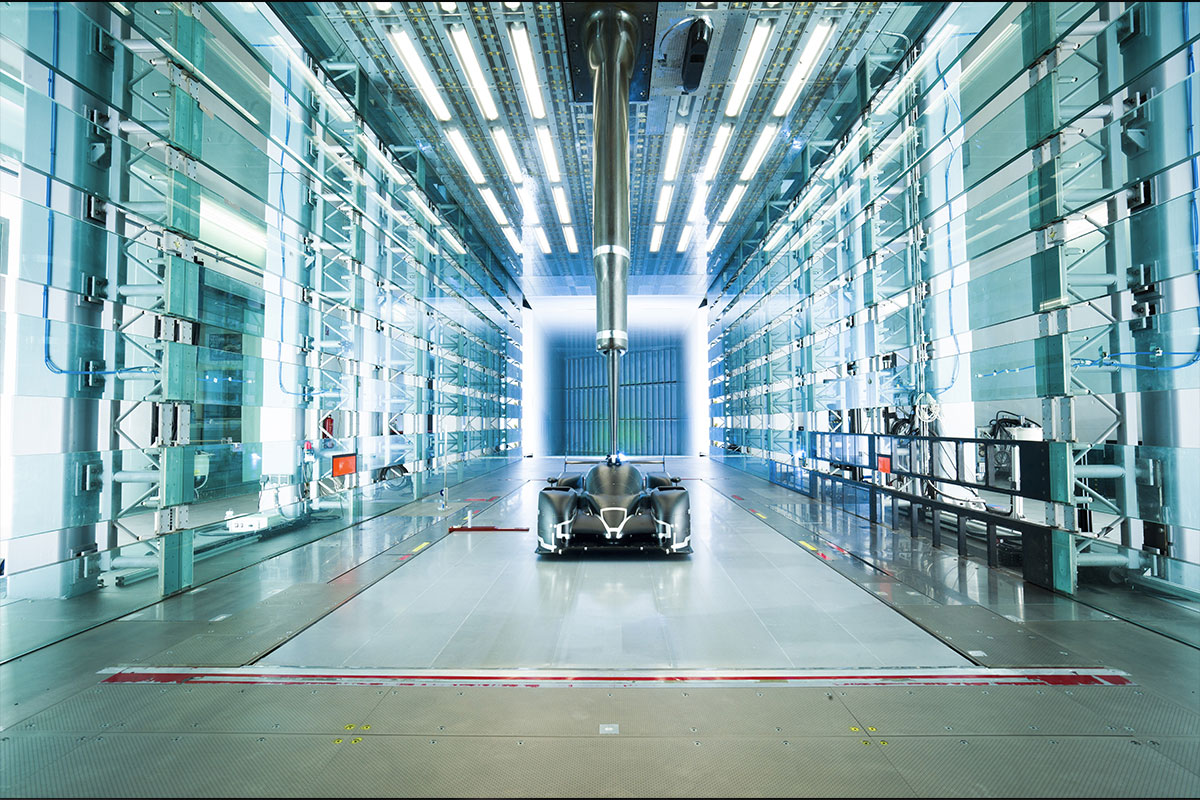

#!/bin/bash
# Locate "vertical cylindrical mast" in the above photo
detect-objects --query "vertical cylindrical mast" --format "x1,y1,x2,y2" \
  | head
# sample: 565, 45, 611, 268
586, 7, 638, 456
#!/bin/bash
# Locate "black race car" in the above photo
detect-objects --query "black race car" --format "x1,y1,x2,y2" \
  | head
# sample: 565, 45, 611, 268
536, 458, 692, 555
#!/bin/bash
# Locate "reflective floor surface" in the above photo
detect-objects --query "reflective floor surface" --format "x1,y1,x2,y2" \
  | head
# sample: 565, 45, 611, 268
264, 459, 969, 670
1, 456, 1197, 797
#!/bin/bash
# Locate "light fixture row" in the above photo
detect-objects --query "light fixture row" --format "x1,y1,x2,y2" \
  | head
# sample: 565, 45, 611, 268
381, 11, 837, 261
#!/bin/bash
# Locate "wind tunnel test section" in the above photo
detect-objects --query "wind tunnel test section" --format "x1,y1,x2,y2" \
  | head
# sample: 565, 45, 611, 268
536, 3, 692, 555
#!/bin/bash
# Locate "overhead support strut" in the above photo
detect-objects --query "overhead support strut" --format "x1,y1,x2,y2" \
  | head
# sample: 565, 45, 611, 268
585, 6, 640, 456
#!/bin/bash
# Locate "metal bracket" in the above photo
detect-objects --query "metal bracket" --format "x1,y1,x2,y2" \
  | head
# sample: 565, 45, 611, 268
562, 2, 658, 103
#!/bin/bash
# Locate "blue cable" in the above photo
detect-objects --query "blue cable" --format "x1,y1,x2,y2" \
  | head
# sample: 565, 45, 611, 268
42, 3, 155, 378
928, 51, 963, 395
277, 62, 307, 397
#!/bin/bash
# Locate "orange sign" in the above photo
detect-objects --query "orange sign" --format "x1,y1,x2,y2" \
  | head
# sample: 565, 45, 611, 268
331, 453, 357, 477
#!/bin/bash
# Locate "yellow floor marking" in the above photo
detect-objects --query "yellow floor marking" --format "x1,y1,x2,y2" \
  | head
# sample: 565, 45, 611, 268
412, 542, 430, 553
800, 541, 818, 551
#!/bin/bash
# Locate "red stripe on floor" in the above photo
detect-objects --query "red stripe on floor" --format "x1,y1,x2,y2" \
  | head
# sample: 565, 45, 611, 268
102, 669, 1133, 688
449, 526, 529, 532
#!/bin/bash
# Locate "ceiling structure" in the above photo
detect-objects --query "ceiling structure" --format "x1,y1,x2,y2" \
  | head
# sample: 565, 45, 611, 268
274, 2, 941, 301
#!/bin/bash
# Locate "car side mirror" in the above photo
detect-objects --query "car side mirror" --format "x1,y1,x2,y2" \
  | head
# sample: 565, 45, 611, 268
547, 477, 558, 485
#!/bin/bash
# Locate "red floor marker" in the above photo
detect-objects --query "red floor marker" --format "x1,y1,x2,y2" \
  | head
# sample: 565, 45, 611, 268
732, 495, 744, 500
102, 667, 1136, 689
448, 526, 529, 533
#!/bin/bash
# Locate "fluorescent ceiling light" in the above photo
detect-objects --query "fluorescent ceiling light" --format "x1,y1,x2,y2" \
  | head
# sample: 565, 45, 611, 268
649, 224, 665, 253
701, 124, 733, 181
388, 27, 452, 121
446, 128, 485, 183
449, 24, 499, 121
509, 23, 546, 119
563, 225, 578, 253
724, 19, 773, 117
708, 224, 724, 246
739, 123, 779, 181
663, 124, 687, 182
405, 190, 441, 225
552, 186, 571, 224
655, 184, 674, 223
676, 225, 694, 253
491, 128, 524, 184
718, 184, 746, 223
534, 127, 560, 182
502, 227, 521, 251
479, 187, 510, 226
773, 20, 835, 117
535, 227, 551, 254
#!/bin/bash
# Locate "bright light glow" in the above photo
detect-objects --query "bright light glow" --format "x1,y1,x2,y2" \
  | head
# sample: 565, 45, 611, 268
491, 128, 524, 184
826, 127, 865, 176
504, 2, 521, 8
479, 188, 510, 226
649, 224, 665, 252
412, 226, 437, 253
519, 187, 539, 224
663, 123, 687, 181
739, 123, 778, 181
764, 223, 789, 252
502, 226, 522, 251
874, 23, 956, 115
406, 189, 441, 226
718, 184, 746, 223
509, 23, 546, 119
446, 129, 485, 183
563, 225, 578, 252
772, 21, 835, 117
373, 2, 392, 10
534, 127, 560, 182
520, 305, 545, 455
535, 227, 551, 254
551, 186, 571, 224
655, 184, 674, 223
269, 36, 353, 122
357, 134, 404, 185
440, 2, 457, 12
724, 19, 773, 117
708, 224, 724, 245
449, 24, 499, 120
688, 186, 708, 221
701, 124, 733, 181
200, 196, 267, 250
440, 228, 467, 254
676, 225, 694, 252
388, 27, 452, 121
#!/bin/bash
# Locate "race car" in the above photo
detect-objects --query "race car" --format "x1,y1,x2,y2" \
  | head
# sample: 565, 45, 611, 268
536, 457, 692, 555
